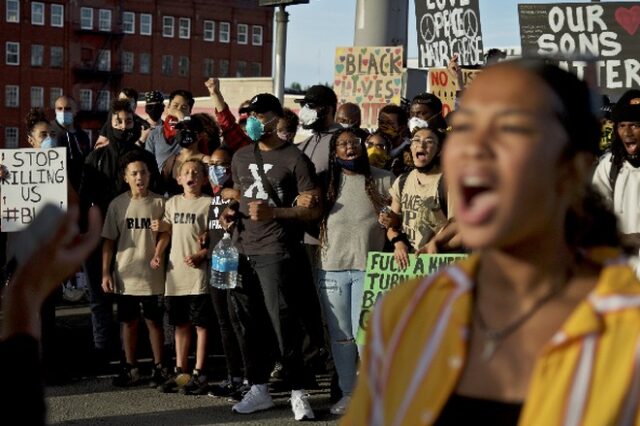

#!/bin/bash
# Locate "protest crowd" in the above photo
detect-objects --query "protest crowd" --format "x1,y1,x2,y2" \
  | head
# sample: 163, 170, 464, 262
2, 11, 640, 426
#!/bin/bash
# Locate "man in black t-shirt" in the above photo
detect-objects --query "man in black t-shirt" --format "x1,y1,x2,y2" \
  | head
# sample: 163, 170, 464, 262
221, 94, 321, 421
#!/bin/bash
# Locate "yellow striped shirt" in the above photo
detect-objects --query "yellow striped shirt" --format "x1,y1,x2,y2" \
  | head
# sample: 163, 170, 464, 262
342, 249, 640, 426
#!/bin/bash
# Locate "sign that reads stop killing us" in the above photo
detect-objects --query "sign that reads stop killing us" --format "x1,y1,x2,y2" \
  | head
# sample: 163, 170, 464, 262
519, 3, 640, 96
415, 0, 484, 68
0, 148, 67, 232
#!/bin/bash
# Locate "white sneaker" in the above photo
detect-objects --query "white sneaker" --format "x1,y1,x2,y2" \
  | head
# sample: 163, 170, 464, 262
232, 384, 275, 414
330, 395, 352, 416
290, 390, 315, 421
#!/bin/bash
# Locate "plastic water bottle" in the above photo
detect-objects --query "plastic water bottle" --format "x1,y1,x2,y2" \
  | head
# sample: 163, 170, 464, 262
210, 232, 240, 289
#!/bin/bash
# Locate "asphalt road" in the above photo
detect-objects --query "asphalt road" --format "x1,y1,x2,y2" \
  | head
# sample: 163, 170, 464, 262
29, 303, 339, 425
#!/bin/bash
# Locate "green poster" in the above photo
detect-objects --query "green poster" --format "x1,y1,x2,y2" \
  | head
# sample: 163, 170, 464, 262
356, 252, 467, 345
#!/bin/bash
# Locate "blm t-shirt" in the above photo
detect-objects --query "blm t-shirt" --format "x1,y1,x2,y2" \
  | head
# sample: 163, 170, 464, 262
163, 194, 212, 296
101, 192, 165, 296
231, 142, 317, 255
208, 187, 231, 250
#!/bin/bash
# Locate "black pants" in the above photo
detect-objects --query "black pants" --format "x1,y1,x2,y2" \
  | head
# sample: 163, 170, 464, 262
230, 253, 306, 389
211, 287, 244, 379
83, 243, 114, 350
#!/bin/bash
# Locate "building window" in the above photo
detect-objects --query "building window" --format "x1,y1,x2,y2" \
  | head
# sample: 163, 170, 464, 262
179, 17, 190, 39
122, 51, 134, 73
252, 25, 263, 46
80, 7, 93, 30
97, 49, 110, 71
162, 16, 174, 37
50, 87, 63, 108
203, 58, 214, 77
5, 127, 19, 148
140, 13, 152, 35
161, 55, 173, 75
251, 62, 262, 77
178, 56, 189, 77
97, 90, 110, 111
31, 86, 44, 107
219, 22, 230, 43
50, 46, 63, 68
203, 20, 215, 41
50, 4, 63, 27
140, 52, 150, 74
237, 24, 248, 45
98, 9, 111, 32
31, 2, 44, 25
31, 44, 43, 67
6, 41, 19, 65
219, 59, 229, 77
5, 85, 19, 107
123, 11, 135, 34
6, 0, 19, 23
79, 89, 92, 110
236, 61, 247, 77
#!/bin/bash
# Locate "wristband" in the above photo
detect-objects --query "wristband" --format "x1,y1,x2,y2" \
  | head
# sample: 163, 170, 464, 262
390, 234, 408, 246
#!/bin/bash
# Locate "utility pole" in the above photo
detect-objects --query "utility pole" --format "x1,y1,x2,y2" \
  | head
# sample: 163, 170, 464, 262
354, 0, 408, 63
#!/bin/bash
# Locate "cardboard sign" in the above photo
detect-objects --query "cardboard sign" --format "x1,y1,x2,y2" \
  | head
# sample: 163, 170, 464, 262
415, 0, 484, 68
0, 148, 68, 232
333, 46, 404, 128
428, 67, 481, 115
519, 2, 640, 97
356, 251, 467, 345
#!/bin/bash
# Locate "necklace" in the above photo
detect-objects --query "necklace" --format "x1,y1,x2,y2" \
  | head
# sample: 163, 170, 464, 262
474, 271, 570, 362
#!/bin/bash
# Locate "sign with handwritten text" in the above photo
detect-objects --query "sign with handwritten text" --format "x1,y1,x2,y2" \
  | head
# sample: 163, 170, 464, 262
428, 66, 480, 115
356, 251, 467, 345
0, 148, 67, 232
333, 46, 404, 128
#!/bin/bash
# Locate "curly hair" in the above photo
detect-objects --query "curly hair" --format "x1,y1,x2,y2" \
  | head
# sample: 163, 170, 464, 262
190, 113, 221, 155
25, 107, 49, 135
319, 127, 390, 249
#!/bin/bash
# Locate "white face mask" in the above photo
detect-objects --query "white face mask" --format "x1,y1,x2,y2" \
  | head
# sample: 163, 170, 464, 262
299, 105, 319, 126
408, 117, 430, 133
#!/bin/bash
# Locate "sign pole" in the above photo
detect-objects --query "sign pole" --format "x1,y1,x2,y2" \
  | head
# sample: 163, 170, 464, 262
274, 5, 289, 104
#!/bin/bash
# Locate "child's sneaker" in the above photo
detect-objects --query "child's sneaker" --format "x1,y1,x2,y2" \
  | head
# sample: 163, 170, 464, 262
112, 364, 140, 387
149, 364, 170, 388
232, 384, 275, 414
158, 367, 190, 393
207, 378, 243, 398
181, 369, 209, 395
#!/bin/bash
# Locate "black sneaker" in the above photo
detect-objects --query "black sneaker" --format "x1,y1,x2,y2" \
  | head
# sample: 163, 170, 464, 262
228, 381, 251, 402
180, 369, 208, 395
207, 378, 243, 398
149, 364, 170, 388
158, 367, 189, 393
112, 364, 140, 387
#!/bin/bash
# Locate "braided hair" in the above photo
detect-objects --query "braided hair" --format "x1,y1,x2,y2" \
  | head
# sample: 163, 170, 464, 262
320, 127, 390, 249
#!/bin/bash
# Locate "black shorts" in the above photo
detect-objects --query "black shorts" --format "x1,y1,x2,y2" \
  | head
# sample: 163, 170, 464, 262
116, 295, 164, 323
165, 294, 214, 327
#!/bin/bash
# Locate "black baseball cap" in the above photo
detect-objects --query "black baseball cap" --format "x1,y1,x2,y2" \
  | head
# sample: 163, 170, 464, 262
144, 90, 164, 104
294, 85, 338, 108
247, 93, 283, 116
411, 92, 443, 112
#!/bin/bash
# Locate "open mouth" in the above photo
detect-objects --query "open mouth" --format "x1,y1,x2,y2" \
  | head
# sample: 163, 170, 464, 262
458, 175, 499, 226
186, 179, 196, 188
624, 140, 639, 155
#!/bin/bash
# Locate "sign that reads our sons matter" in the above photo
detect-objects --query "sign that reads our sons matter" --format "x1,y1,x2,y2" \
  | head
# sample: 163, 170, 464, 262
0, 148, 67, 232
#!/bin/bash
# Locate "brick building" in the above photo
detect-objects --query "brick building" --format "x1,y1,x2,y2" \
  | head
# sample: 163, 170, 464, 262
1, 0, 273, 148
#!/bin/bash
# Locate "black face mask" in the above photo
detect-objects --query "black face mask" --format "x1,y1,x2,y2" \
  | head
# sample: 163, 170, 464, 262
336, 155, 368, 173
176, 129, 197, 148
112, 126, 141, 145
627, 153, 640, 168
145, 104, 164, 122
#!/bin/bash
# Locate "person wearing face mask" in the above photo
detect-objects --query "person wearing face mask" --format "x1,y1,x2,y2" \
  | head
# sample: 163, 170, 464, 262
335, 102, 362, 129
95, 88, 149, 150
79, 99, 161, 372
144, 90, 166, 129
51, 95, 91, 191
218, 93, 323, 420
203, 78, 251, 153
593, 90, 640, 249
145, 89, 195, 172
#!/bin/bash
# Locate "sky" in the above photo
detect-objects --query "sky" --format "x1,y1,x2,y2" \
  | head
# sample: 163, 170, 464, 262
282, 0, 638, 87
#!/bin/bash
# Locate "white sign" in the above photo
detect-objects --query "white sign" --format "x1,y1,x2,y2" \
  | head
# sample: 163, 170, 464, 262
0, 147, 67, 232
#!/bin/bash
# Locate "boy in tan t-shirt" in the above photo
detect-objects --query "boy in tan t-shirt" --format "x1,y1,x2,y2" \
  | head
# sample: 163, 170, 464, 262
101, 150, 170, 387
154, 159, 214, 395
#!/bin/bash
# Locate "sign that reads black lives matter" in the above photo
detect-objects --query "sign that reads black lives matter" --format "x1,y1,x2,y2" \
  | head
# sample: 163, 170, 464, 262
415, 0, 484, 68
519, 3, 640, 95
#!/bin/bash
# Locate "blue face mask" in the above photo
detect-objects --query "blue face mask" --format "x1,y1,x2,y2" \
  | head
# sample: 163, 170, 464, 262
56, 111, 74, 127
40, 136, 54, 149
209, 165, 230, 187
245, 116, 265, 142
